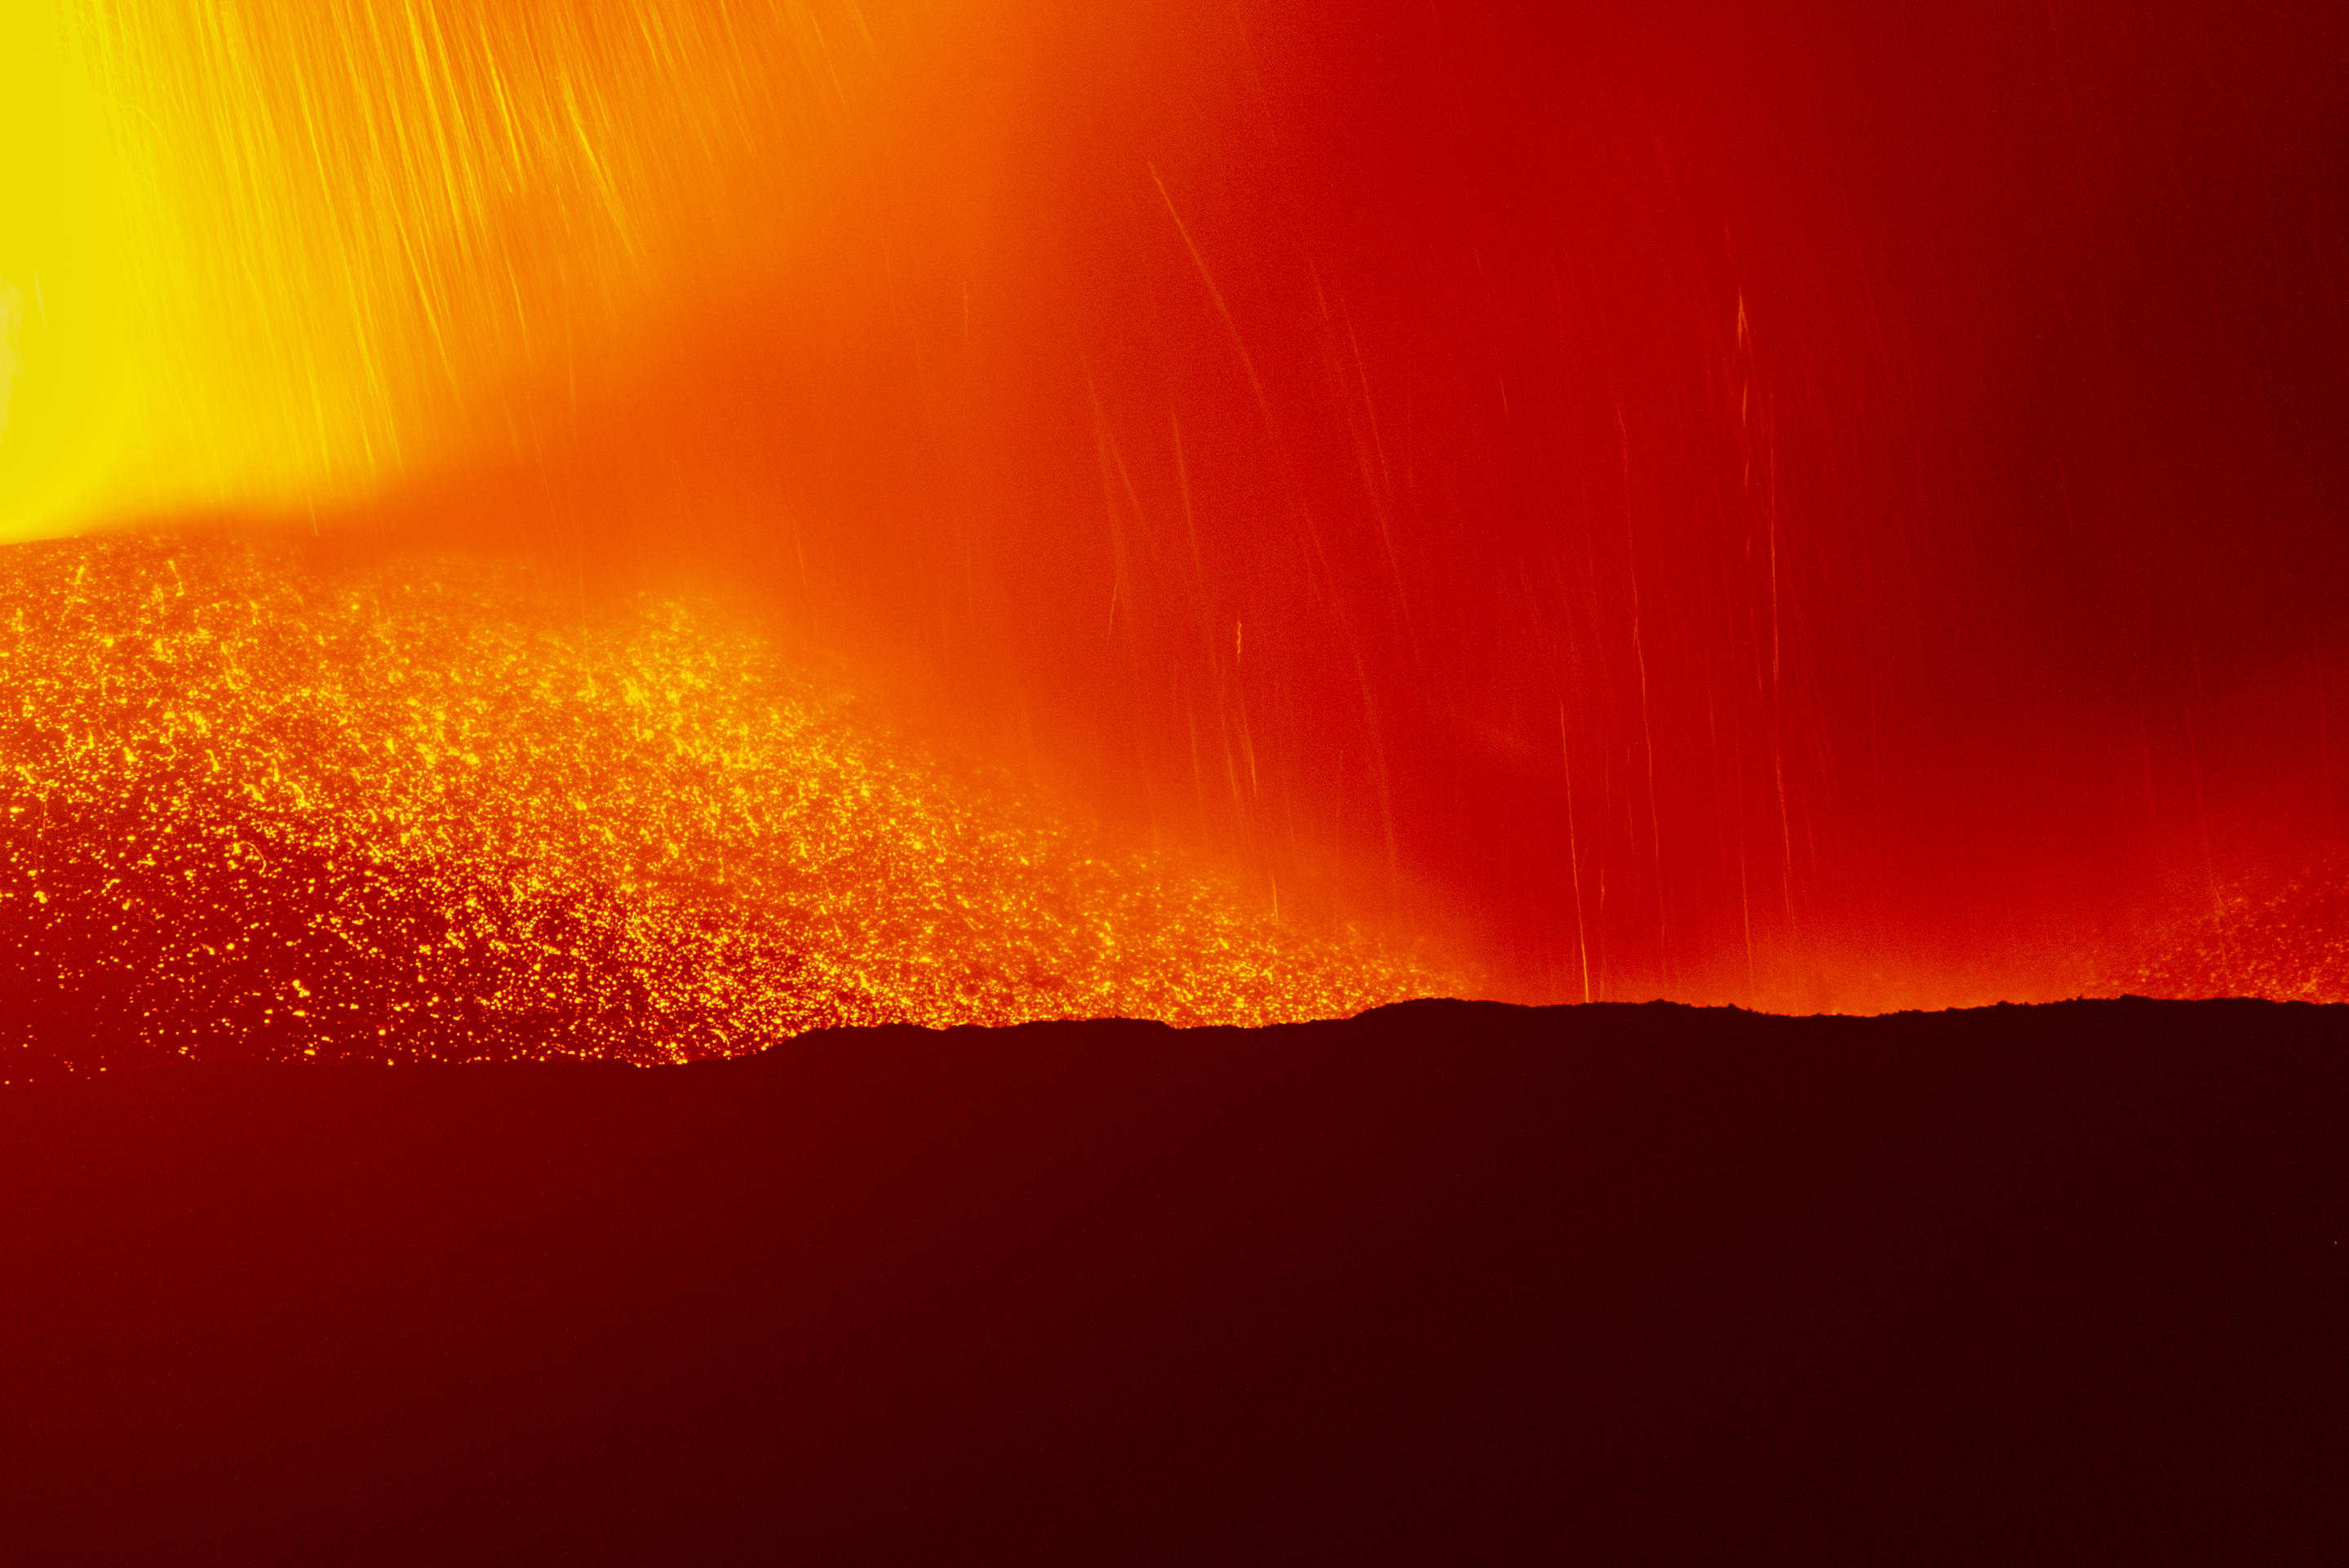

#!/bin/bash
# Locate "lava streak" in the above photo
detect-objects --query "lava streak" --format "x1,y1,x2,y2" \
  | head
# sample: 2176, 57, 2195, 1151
0, 0, 871, 534
0, 536, 1441, 1073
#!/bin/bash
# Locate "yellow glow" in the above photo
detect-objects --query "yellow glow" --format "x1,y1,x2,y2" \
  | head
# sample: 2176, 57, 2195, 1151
0, 0, 140, 534
0, 0, 861, 541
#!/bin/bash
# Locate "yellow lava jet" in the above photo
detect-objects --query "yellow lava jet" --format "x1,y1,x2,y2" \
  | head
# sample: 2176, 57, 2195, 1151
0, 0, 867, 538
0, 535, 1443, 1072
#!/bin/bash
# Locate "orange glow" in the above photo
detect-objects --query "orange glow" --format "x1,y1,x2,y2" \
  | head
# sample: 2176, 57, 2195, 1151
0, 534, 1443, 1069
2, 0, 2344, 1043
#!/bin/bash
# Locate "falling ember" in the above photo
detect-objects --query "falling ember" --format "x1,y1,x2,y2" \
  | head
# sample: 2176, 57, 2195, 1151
0, 535, 1444, 1073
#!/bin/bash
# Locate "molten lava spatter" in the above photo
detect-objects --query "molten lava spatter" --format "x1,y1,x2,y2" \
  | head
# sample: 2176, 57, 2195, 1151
2104, 854, 2349, 1004
0, 536, 1443, 1073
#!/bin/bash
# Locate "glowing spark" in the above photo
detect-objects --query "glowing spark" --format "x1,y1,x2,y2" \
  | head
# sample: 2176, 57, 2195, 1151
0, 535, 1444, 1073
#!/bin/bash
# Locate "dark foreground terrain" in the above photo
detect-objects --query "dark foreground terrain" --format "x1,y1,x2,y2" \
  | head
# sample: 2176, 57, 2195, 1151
2, 998, 2342, 1564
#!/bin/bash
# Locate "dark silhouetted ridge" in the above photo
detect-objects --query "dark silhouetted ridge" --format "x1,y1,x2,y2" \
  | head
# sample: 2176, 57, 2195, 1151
3, 997, 2342, 1564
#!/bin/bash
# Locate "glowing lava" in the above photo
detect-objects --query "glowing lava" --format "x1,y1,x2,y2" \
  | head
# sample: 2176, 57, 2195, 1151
4, 1, 2342, 1015
2104, 854, 2349, 1005
0, 0, 864, 537
0, 535, 1445, 1073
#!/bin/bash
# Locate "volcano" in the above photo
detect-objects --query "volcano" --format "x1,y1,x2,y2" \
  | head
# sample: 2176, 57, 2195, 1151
4, 0, 2346, 1557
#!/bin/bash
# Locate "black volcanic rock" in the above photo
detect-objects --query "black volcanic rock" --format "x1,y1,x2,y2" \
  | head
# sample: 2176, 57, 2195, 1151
2, 998, 2342, 1564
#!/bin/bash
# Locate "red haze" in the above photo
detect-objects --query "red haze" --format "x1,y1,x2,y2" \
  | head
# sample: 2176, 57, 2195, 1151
79, 0, 2349, 1009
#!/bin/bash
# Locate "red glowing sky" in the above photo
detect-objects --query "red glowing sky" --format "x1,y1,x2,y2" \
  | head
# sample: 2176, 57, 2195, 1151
8, 0, 2347, 1011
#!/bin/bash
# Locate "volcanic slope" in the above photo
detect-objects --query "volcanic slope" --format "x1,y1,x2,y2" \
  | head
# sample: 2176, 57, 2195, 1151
0, 534, 1442, 1072
2108, 850, 2349, 1003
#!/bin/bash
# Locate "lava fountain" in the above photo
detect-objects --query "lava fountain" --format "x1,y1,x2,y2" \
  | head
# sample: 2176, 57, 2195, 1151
3, 0, 2346, 1043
